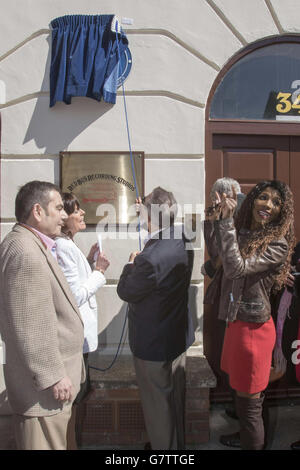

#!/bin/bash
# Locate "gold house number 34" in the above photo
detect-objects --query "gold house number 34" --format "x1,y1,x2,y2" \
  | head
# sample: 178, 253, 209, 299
276, 80, 300, 114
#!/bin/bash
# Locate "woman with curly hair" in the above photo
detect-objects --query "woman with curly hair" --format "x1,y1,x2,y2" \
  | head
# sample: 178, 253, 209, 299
206, 180, 295, 450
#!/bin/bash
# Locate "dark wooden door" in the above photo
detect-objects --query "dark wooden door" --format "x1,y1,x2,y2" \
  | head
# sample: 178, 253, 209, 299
204, 132, 300, 401
206, 134, 290, 204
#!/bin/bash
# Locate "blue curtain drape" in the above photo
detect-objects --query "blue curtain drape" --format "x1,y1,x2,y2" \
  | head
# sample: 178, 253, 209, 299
50, 15, 129, 107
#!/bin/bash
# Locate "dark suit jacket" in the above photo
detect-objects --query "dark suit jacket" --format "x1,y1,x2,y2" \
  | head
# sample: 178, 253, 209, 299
117, 226, 195, 361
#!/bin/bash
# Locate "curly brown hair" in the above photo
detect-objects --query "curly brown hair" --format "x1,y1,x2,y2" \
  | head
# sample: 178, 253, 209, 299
234, 180, 295, 291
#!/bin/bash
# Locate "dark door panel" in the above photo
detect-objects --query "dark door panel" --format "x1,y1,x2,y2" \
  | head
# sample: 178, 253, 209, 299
208, 134, 290, 196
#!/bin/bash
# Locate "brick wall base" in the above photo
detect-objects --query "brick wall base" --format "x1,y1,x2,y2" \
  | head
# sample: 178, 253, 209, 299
80, 348, 216, 448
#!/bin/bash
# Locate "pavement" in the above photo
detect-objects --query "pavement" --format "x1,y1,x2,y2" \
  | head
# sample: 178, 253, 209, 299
196, 399, 300, 450
1, 399, 299, 451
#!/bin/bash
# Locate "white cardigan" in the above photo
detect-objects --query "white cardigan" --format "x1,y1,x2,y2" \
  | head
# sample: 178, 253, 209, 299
55, 236, 106, 353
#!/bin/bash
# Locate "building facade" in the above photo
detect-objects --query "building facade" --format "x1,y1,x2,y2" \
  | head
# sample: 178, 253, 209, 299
1, 0, 300, 445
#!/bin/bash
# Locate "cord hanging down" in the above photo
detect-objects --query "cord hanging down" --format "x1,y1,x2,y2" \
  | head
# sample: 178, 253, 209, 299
90, 22, 141, 372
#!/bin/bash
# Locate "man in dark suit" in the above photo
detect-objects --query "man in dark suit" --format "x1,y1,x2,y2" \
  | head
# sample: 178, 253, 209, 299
117, 187, 194, 450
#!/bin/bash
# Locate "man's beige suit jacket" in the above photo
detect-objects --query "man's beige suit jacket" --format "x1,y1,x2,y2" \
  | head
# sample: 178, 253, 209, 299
0, 224, 84, 417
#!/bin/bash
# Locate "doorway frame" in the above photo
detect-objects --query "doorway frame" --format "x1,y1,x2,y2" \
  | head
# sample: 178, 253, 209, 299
205, 35, 300, 205
206, 34, 300, 136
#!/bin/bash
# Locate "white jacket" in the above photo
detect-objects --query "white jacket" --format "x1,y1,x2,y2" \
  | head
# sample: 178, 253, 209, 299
55, 236, 106, 353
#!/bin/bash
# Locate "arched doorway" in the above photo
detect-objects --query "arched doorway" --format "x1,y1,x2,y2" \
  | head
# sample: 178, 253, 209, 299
204, 35, 300, 401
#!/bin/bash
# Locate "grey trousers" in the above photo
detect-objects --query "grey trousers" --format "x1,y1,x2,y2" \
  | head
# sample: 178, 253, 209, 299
133, 352, 186, 450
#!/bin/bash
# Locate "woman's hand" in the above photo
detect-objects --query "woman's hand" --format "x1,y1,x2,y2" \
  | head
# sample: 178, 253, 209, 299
95, 252, 110, 273
286, 272, 295, 288
205, 192, 222, 221
87, 243, 99, 265
220, 186, 238, 219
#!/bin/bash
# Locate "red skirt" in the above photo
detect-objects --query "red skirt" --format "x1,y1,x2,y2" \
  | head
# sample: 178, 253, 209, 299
221, 317, 276, 394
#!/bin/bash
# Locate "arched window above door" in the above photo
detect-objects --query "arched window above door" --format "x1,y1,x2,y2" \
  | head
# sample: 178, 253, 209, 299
210, 40, 300, 121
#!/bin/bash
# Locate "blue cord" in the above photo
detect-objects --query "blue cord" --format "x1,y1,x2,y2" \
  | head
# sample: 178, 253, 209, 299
89, 304, 129, 372
115, 22, 142, 252
89, 23, 141, 373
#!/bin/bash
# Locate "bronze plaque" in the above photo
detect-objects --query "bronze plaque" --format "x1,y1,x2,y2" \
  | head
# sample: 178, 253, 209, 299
60, 151, 144, 225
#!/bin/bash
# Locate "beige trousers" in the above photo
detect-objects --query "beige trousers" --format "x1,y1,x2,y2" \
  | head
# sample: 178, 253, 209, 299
133, 352, 186, 450
13, 404, 72, 450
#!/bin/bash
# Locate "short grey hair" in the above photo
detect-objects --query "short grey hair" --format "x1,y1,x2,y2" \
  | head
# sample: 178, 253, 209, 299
144, 186, 178, 229
210, 177, 241, 202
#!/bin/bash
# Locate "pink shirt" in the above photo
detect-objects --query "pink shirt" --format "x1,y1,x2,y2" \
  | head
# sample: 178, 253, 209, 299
23, 224, 57, 259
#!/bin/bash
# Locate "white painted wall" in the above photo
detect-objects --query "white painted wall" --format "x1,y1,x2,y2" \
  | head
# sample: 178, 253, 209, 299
0, 0, 298, 413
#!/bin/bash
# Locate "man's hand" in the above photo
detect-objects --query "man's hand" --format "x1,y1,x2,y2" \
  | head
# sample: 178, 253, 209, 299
135, 197, 142, 214
205, 192, 222, 221
205, 205, 221, 221
52, 376, 74, 402
129, 251, 140, 263
220, 186, 238, 219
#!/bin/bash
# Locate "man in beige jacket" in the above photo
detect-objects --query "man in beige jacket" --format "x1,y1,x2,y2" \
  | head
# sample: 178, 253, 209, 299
0, 181, 84, 450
